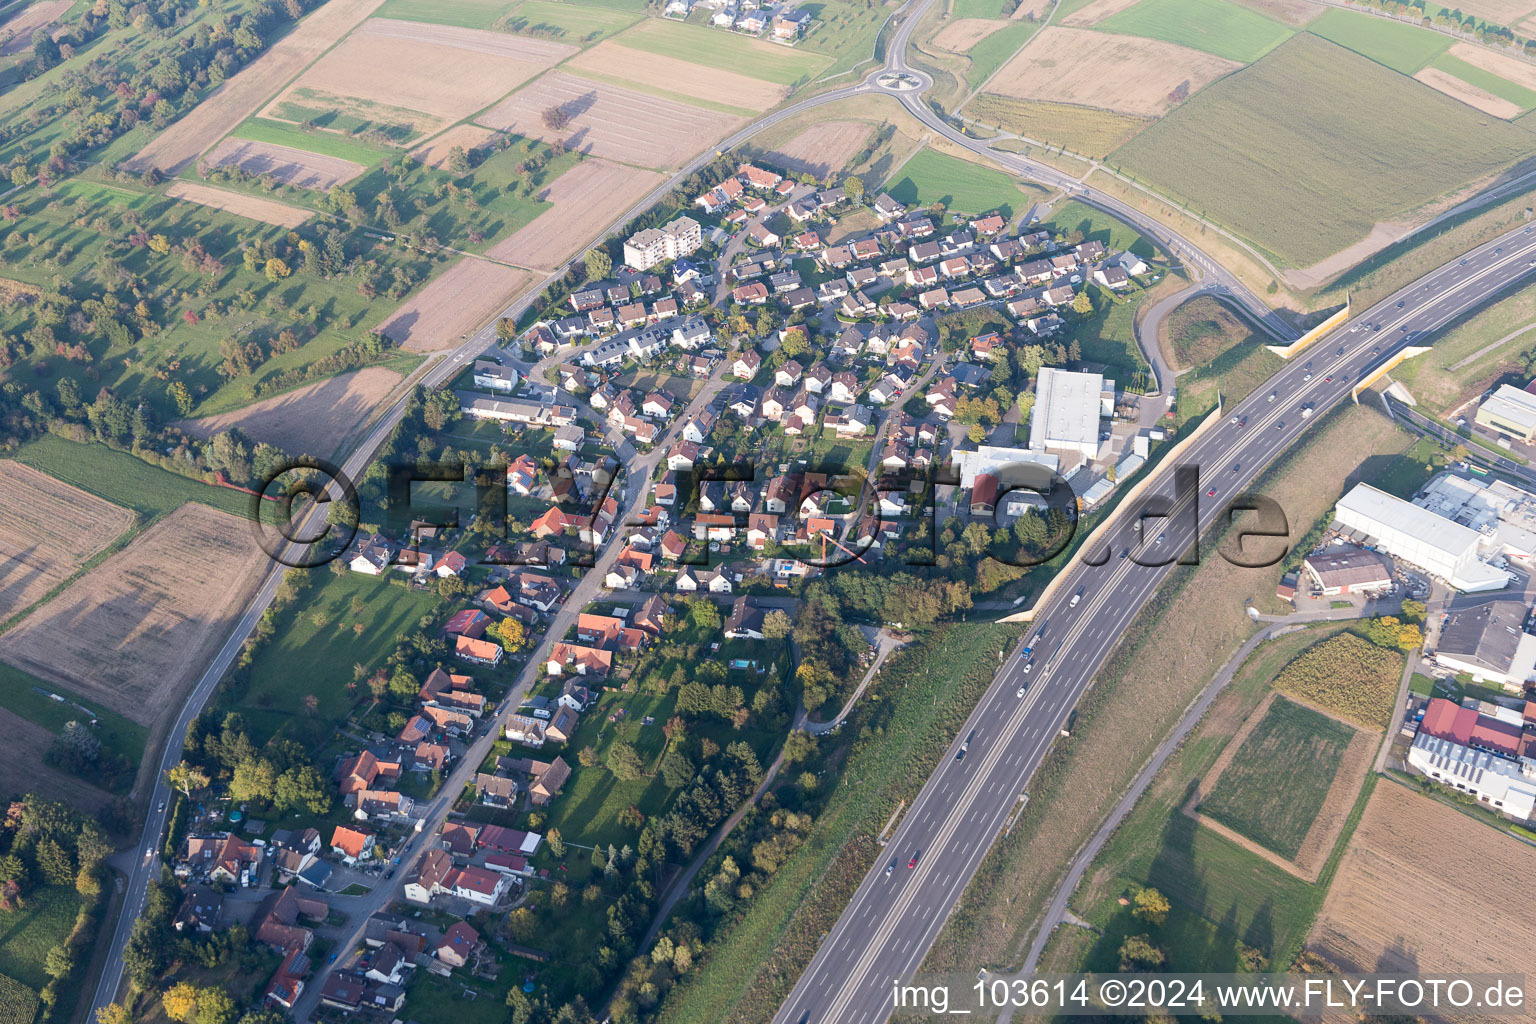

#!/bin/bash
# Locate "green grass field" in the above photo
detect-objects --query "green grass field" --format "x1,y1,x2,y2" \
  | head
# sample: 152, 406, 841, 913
1112, 33, 1535, 268
961, 20, 1038, 89
229, 116, 394, 166
1163, 294, 1255, 368
0, 887, 84, 991
1098, 0, 1294, 63
966, 94, 1151, 158
374, 0, 521, 28
798, 0, 890, 75
614, 19, 833, 84
8, 437, 250, 518
886, 146, 1031, 216
1045, 199, 1152, 255
1200, 696, 1354, 858
1305, 7, 1449, 73
1430, 52, 1536, 112
506, 0, 643, 42
237, 572, 442, 745
951, 0, 1009, 17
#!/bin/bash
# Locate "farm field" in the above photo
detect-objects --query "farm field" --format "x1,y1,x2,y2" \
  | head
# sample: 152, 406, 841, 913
225, 115, 394, 165
0, 658, 149, 769
125, 0, 389, 174
0, 0, 71, 55
486, 158, 665, 270
611, 18, 832, 85
0, 886, 88, 991
373, 0, 519, 28
1098, 0, 1295, 62
763, 121, 872, 179
202, 137, 367, 189
1060, 0, 1139, 23
1304, 7, 1448, 73
1197, 695, 1354, 859
378, 257, 538, 351
505, 0, 644, 43
1111, 33, 1536, 268
8, 438, 251, 519
1270, 632, 1401, 728
0, 705, 117, 812
563, 40, 789, 111
164, 180, 315, 228
1414, 65, 1524, 118
0, 463, 135, 625
932, 17, 1010, 51
965, 95, 1151, 157
0, 505, 268, 729
987, 27, 1241, 116
1426, 49, 1536, 113
263, 19, 578, 145
960, 21, 1040, 88
1233, 0, 1319, 22
886, 146, 1034, 216
477, 71, 743, 169
179, 366, 406, 459
1309, 781, 1536, 973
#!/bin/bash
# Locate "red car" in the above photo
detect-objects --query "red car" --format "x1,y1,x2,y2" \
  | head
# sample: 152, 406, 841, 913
1323, 375, 1333, 383
1207, 488, 1216, 497
908, 850, 921, 869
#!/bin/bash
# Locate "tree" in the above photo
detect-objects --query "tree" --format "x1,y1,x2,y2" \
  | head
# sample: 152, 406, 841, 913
228, 757, 277, 803
542, 105, 571, 131
547, 828, 565, 858
659, 750, 695, 788
505, 988, 533, 1024
1133, 886, 1170, 926
195, 987, 237, 1024
96, 1005, 131, 1024
263, 257, 291, 282
164, 982, 200, 1023
167, 380, 195, 417
967, 423, 986, 444
584, 247, 612, 281
487, 617, 527, 652
43, 945, 73, 980
608, 741, 644, 781
762, 609, 791, 640
1119, 934, 1164, 971
1449, 443, 1470, 464
1071, 290, 1093, 315
781, 729, 817, 763
1400, 598, 1426, 623
165, 760, 208, 801
842, 175, 865, 203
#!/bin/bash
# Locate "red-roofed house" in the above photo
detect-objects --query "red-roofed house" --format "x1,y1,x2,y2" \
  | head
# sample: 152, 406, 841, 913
1418, 697, 1524, 757
454, 635, 503, 667
330, 826, 375, 866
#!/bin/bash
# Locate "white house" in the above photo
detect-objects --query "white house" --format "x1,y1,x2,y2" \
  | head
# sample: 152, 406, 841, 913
472, 360, 519, 393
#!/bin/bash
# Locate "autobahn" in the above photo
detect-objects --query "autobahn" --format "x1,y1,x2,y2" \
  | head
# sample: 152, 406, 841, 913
771, 218, 1536, 1024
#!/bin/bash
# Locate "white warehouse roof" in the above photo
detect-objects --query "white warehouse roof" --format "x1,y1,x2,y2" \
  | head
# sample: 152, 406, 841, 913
1029, 367, 1106, 456
1337, 482, 1481, 557
1481, 384, 1536, 434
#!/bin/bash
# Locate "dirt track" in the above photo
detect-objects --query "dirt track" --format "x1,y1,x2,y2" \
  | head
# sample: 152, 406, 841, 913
562, 41, 787, 111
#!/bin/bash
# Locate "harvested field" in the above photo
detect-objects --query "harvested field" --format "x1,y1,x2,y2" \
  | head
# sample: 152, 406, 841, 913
263, 18, 576, 141
564, 41, 786, 110
378, 257, 537, 351
125, 0, 387, 174
0, 0, 70, 55
477, 71, 743, 169
0, 708, 112, 813
485, 158, 664, 270
179, 366, 405, 458
1309, 782, 1536, 980
1414, 66, 1523, 118
1011, 0, 1051, 17
763, 121, 872, 179
0, 463, 134, 624
986, 27, 1241, 117
967, 94, 1150, 156
933, 17, 1010, 50
0, 506, 268, 729
1060, 0, 1139, 24
1448, 41, 1536, 92
410, 125, 497, 169
1453, 0, 1536, 23
202, 137, 366, 190
165, 180, 314, 227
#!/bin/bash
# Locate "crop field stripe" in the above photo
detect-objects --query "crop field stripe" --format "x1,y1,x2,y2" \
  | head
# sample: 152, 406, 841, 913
1430, 51, 1536, 111
1096, 0, 1294, 63
963, 20, 1039, 86
372, 0, 519, 28
1304, 7, 1450, 73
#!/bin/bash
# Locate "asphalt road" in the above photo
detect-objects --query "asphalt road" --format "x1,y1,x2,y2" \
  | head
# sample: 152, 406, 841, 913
770, 219, 1536, 1024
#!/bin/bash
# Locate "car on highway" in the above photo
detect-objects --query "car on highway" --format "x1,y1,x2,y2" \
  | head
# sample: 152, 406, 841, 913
1268, 391, 1277, 402
1372, 324, 1381, 331
1070, 586, 1083, 607
1303, 372, 1312, 381
908, 851, 921, 869
157, 803, 165, 813
1022, 660, 1033, 674
1372, 346, 1381, 355
1276, 420, 1285, 429
1336, 345, 1344, 355
1323, 375, 1333, 383
1016, 681, 1029, 697
1397, 300, 1404, 308
1232, 462, 1241, 473
1207, 488, 1216, 497
1237, 416, 1247, 427
955, 730, 973, 761
1121, 547, 1129, 559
